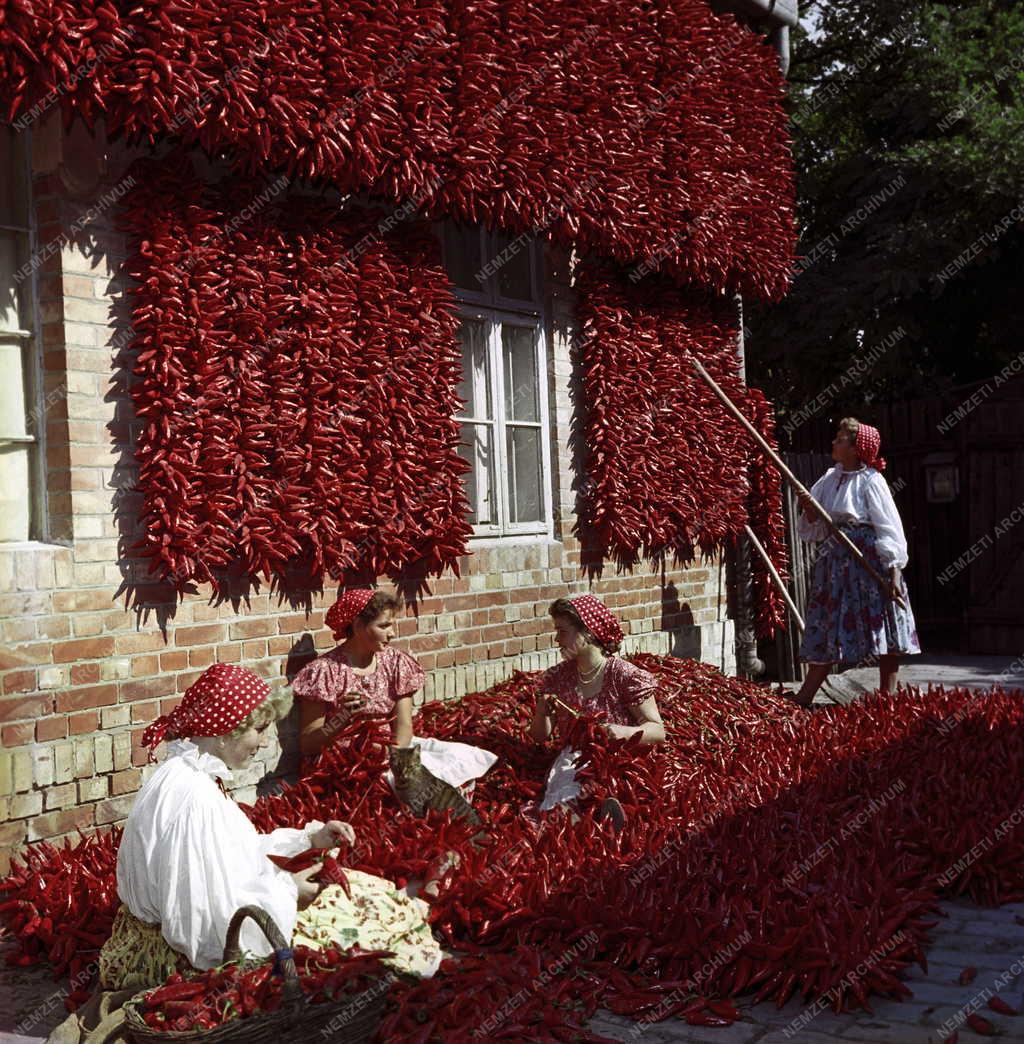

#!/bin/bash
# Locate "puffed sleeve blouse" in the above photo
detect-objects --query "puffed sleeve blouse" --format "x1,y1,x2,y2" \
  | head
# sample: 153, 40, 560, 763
116, 739, 325, 970
795, 464, 909, 569
291, 644, 424, 725
536, 656, 658, 732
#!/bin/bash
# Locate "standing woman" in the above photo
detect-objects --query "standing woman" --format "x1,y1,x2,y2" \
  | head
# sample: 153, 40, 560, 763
792, 418, 921, 707
293, 588, 496, 795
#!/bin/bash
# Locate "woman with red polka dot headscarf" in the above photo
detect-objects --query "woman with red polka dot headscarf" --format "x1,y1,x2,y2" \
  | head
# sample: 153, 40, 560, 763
792, 417, 921, 707
101, 664, 441, 994
528, 595, 665, 826
292, 588, 496, 798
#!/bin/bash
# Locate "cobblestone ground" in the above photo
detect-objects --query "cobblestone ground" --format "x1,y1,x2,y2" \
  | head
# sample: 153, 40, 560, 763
588, 900, 1024, 1044
2, 899, 1022, 1042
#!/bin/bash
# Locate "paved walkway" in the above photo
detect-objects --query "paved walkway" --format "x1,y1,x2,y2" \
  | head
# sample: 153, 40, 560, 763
786, 653, 1024, 706
589, 899, 1024, 1043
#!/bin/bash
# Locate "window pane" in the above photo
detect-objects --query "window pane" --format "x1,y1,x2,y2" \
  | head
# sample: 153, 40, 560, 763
506, 425, 543, 524
457, 422, 497, 525
0, 337, 29, 437
443, 222, 485, 293
0, 231, 25, 333
502, 324, 539, 422
456, 318, 492, 420
492, 229, 533, 301
0, 444, 30, 540
0, 126, 30, 229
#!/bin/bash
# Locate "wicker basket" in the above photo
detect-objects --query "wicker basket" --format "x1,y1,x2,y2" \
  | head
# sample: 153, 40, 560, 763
123, 905, 390, 1044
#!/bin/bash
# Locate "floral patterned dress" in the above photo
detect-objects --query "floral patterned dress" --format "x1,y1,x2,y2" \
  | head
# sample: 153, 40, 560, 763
797, 465, 921, 665
292, 644, 496, 792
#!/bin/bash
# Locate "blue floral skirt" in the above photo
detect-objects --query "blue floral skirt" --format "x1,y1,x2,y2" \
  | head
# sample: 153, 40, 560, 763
799, 523, 922, 665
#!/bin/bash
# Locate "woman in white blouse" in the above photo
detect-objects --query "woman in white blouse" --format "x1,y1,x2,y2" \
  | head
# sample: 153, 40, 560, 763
100, 663, 440, 992
791, 418, 921, 707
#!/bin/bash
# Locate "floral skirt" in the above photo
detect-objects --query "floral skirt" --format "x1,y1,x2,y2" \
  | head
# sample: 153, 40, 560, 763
98, 871, 441, 992
799, 523, 922, 666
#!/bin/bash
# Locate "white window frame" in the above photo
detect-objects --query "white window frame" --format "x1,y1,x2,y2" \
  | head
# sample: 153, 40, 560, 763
441, 224, 553, 540
0, 126, 47, 543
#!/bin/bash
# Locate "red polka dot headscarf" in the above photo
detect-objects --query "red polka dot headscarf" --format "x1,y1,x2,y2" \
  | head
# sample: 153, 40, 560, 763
142, 664, 270, 752
569, 595, 624, 649
325, 588, 376, 640
855, 423, 887, 472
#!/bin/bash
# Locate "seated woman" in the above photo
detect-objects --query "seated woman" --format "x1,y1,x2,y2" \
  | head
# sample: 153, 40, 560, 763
293, 587, 496, 800
529, 595, 665, 824
100, 663, 441, 993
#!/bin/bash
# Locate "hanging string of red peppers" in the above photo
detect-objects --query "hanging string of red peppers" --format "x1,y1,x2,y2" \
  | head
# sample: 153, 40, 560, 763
0, 0, 794, 299
574, 261, 789, 635
118, 155, 472, 593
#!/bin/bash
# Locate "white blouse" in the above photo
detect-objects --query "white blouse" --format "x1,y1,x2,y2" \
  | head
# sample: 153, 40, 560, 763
796, 464, 909, 569
116, 739, 324, 970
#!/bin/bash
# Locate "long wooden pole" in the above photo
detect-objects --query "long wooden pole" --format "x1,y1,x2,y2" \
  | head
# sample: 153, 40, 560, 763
688, 354, 906, 610
743, 524, 805, 632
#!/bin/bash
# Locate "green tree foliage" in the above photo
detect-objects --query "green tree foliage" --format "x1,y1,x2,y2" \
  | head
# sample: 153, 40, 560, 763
747, 0, 1024, 432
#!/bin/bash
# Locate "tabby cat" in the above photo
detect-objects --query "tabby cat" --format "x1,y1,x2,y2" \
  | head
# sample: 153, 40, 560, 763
389, 745, 481, 826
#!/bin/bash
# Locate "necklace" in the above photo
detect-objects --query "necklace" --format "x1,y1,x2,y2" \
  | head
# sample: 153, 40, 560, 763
576, 659, 607, 686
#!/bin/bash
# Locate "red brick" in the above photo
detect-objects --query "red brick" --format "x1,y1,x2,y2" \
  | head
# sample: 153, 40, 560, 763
161, 696, 184, 715
417, 654, 437, 671
70, 663, 101, 685
2, 721, 34, 747
471, 610, 489, 626
52, 589, 116, 613
2, 669, 36, 695
408, 634, 445, 654
118, 677, 173, 702
69, 711, 100, 735
267, 636, 293, 656
228, 619, 275, 640
114, 632, 166, 654
476, 591, 510, 608
27, 806, 96, 843
175, 671, 203, 693
435, 650, 455, 669
36, 616, 71, 639
36, 715, 69, 741
189, 646, 216, 668
52, 637, 115, 663
131, 654, 160, 677
131, 701, 159, 723
216, 643, 242, 663
480, 624, 513, 643
242, 640, 267, 659
277, 614, 314, 635
174, 625, 226, 647
454, 647, 472, 666
159, 651, 189, 671
0, 695, 53, 723
55, 684, 117, 712
94, 795, 135, 826
0, 643, 51, 668
111, 768, 142, 796
503, 639, 523, 657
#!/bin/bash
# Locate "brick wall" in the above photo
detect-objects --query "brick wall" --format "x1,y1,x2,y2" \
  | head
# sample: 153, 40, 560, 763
0, 117, 735, 875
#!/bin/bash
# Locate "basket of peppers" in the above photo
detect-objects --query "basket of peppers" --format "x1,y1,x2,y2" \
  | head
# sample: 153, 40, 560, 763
122, 902, 397, 1044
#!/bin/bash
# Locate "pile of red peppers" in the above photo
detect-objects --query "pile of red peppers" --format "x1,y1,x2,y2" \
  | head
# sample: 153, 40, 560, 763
574, 261, 789, 635
117, 154, 472, 592
6, 658, 1023, 1039
0, 0, 795, 300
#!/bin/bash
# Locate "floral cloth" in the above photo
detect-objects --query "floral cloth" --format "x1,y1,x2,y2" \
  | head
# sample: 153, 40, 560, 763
535, 656, 657, 733
799, 523, 922, 665
99, 873, 441, 991
293, 873, 442, 979
291, 645, 424, 722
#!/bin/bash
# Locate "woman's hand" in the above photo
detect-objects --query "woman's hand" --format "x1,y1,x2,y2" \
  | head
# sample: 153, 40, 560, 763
528, 694, 554, 743
887, 566, 904, 603
340, 690, 364, 715
292, 863, 323, 910
310, 820, 355, 849
796, 489, 816, 519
